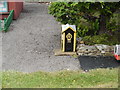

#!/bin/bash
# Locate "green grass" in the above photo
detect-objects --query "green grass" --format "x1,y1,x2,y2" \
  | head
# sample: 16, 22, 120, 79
2, 68, 118, 88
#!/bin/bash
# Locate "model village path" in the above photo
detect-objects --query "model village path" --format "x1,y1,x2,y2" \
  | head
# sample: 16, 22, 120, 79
2, 3, 80, 72
2, 3, 119, 72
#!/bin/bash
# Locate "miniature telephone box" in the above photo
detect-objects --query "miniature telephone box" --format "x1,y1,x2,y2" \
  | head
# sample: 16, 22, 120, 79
61, 24, 76, 52
114, 45, 120, 60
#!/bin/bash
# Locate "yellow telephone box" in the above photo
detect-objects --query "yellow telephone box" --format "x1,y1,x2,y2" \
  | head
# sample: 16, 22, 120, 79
61, 24, 76, 52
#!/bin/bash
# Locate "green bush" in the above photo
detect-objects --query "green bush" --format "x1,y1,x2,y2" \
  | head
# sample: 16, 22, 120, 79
106, 13, 120, 34
49, 2, 119, 38
82, 34, 120, 45
48, 2, 78, 24
77, 24, 89, 37
49, 2, 97, 37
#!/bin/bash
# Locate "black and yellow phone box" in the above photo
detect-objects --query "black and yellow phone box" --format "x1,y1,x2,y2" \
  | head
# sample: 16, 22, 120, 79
61, 24, 76, 52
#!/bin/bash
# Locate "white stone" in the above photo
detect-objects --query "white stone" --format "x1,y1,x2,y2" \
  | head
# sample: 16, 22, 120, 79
101, 51, 105, 53
67, 69, 70, 71
95, 44, 109, 51
78, 53, 83, 55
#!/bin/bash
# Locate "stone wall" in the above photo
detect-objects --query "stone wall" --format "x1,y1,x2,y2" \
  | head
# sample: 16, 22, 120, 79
76, 44, 114, 56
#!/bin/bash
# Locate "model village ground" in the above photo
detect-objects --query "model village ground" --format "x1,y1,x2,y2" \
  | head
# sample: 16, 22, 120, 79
1, 3, 120, 73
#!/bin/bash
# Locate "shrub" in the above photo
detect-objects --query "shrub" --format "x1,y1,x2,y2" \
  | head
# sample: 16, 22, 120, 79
82, 34, 120, 45
49, 2, 97, 37
49, 2, 120, 38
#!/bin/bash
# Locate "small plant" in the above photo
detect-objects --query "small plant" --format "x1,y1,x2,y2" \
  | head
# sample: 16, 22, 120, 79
77, 25, 89, 37
106, 19, 120, 34
91, 19, 99, 35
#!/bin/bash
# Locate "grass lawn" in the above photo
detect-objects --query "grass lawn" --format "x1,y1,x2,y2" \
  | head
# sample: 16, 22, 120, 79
2, 68, 118, 88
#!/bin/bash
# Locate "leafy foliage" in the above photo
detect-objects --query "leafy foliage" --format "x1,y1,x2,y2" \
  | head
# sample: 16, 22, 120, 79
106, 13, 120, 33
49, 2, 120, 37
82, 34, 120, 45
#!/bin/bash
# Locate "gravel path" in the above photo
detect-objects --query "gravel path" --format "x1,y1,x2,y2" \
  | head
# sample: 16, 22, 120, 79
2, 3, 80, 72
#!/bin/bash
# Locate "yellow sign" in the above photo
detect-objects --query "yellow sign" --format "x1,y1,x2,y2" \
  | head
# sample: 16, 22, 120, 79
66, 33, 72, 43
